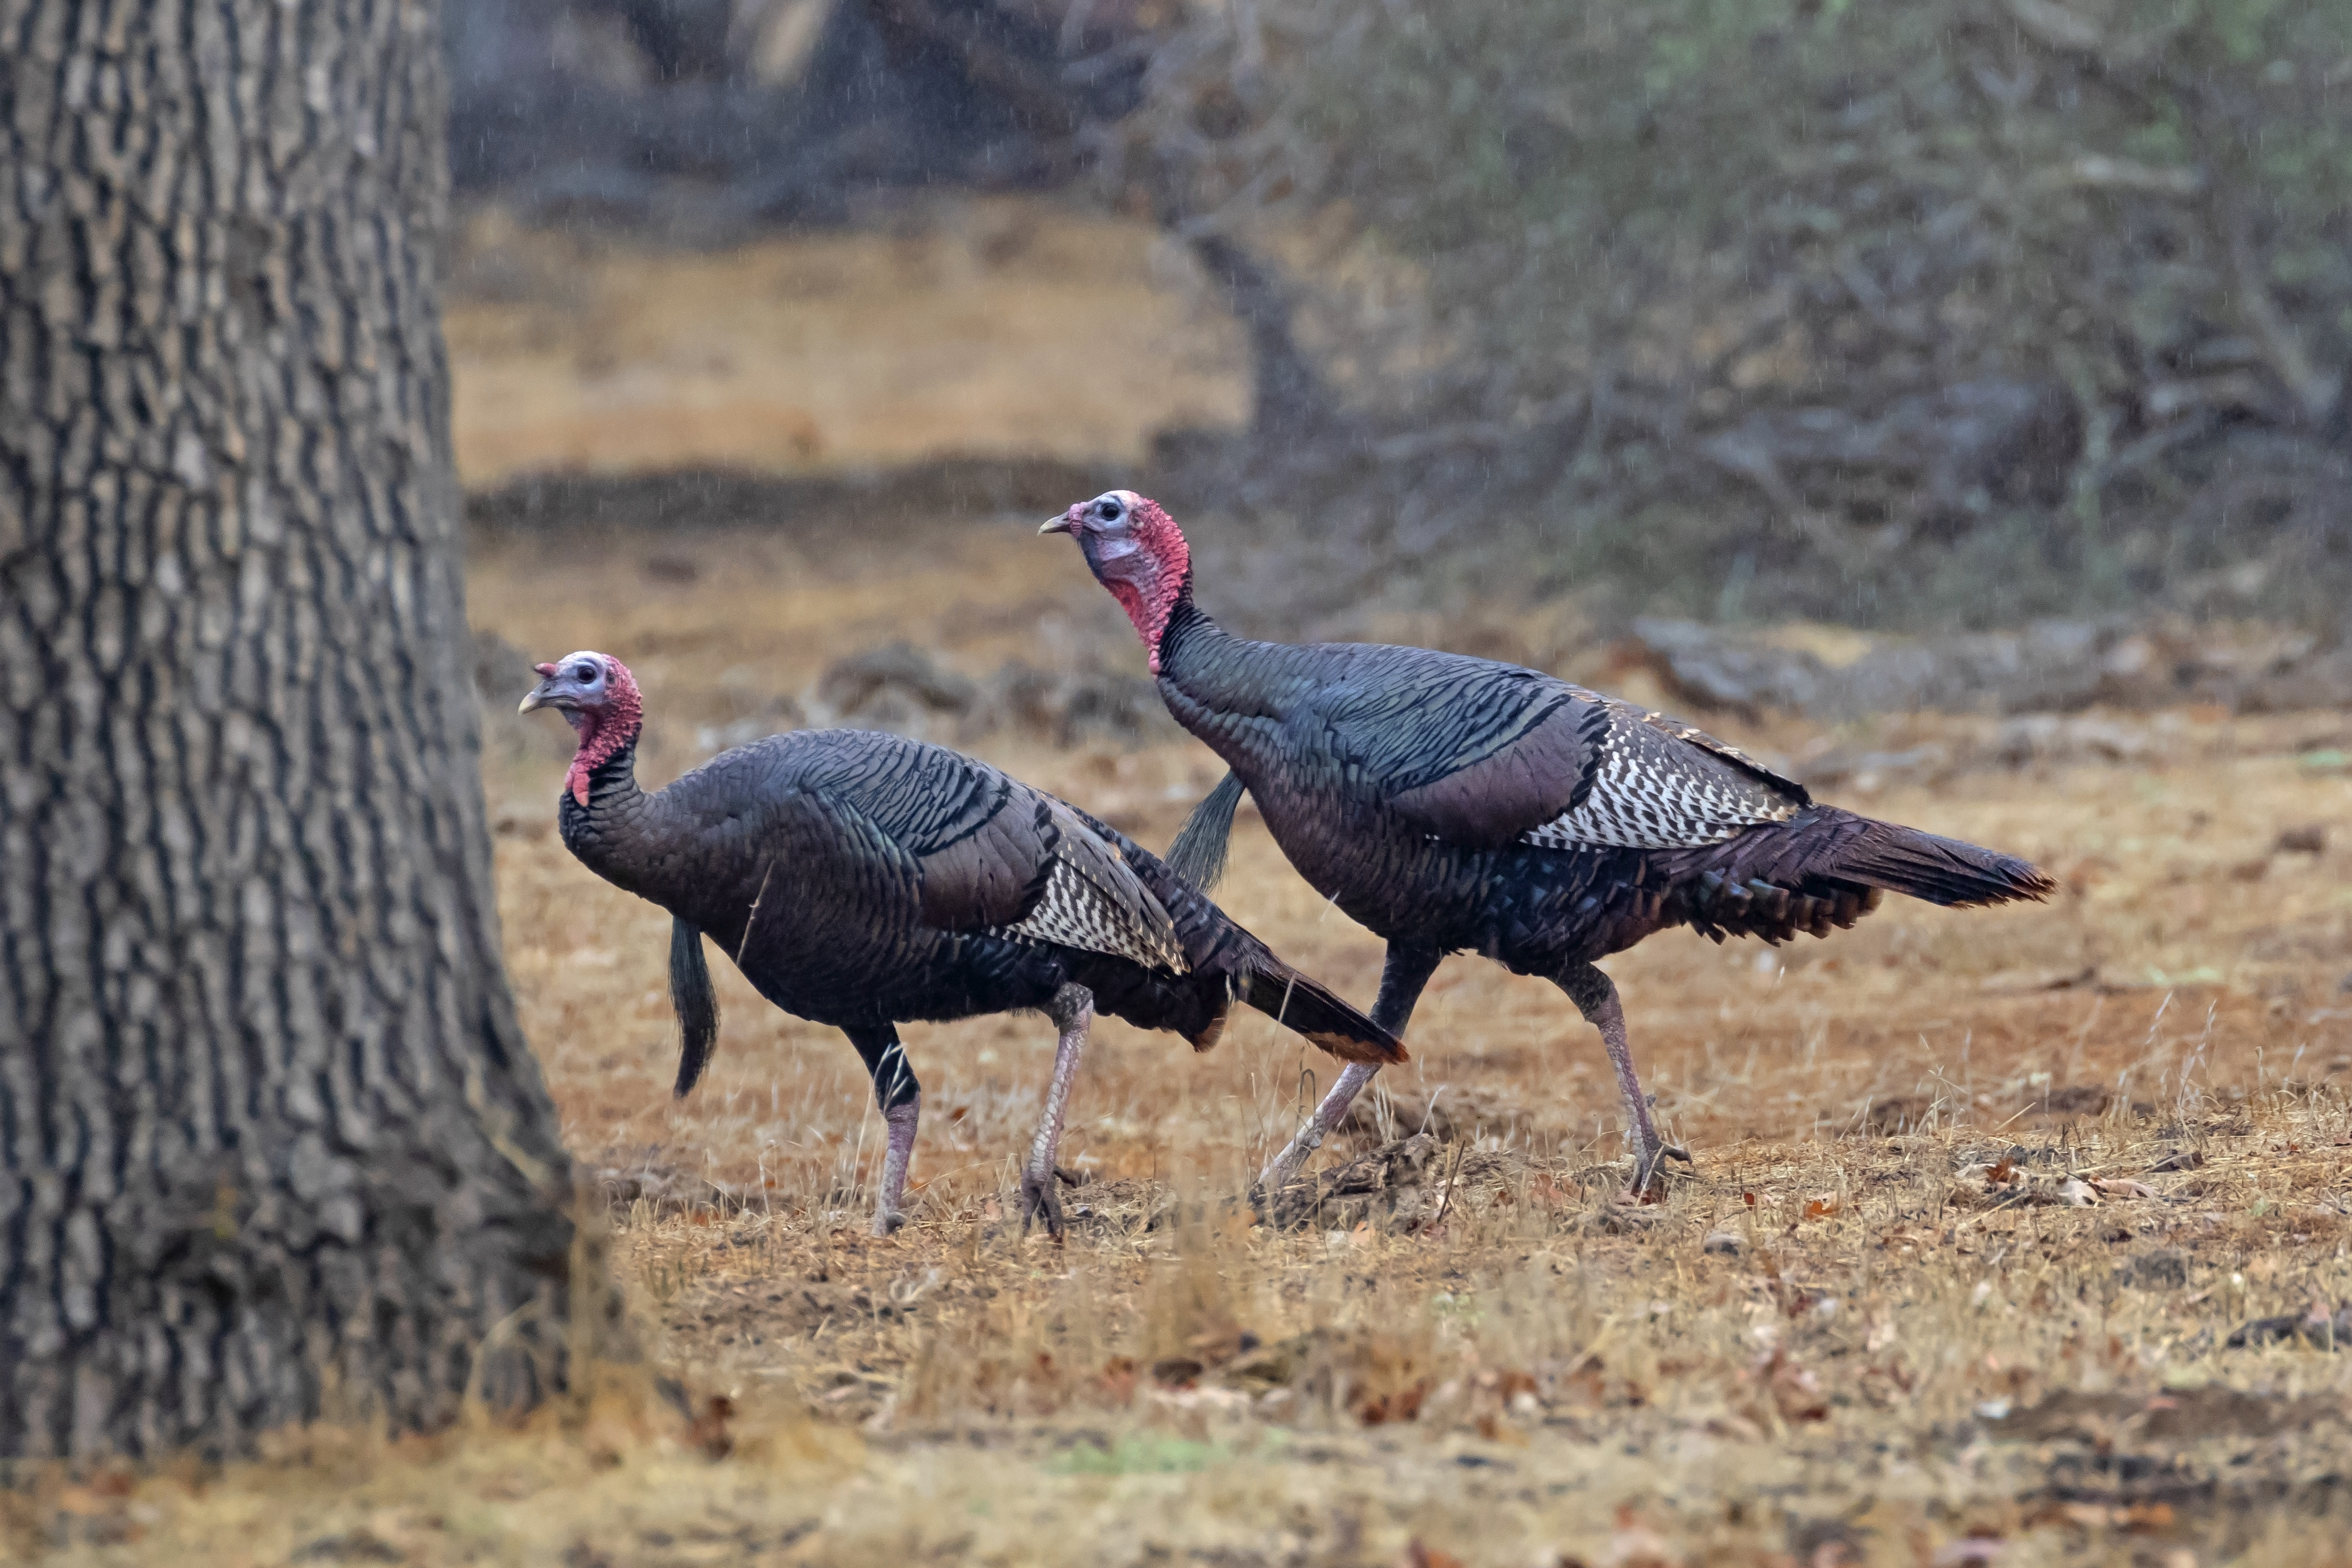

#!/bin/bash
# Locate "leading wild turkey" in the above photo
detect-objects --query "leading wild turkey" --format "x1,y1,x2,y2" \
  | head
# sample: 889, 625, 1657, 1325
1042, 492, 2054, 1195
520, 651, 1402, 1237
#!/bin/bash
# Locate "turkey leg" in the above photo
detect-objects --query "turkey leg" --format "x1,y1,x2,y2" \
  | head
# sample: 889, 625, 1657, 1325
1556, 961, 1690, 1195
876, 1096, 922, 1235
848, 1023, 923, 1236
1255, 944, 1442, 1199
1020, 983, 1095, 1240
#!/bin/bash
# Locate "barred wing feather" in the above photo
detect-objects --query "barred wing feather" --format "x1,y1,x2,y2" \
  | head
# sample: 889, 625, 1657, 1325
990, 798, 1189, 973
1522, 702, 1804, 852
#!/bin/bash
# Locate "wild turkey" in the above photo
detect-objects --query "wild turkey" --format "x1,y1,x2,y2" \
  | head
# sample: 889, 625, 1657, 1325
1042, 492, 2054, 1195
519, 651, 1402, 1237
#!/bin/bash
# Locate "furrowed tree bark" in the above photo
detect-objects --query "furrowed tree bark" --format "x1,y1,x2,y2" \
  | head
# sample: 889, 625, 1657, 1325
0, 0, 574, 1457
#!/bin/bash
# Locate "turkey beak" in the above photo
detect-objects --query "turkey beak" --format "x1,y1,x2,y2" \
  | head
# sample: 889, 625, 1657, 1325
1039, 512, 1074, 536
519, 664, 562, 714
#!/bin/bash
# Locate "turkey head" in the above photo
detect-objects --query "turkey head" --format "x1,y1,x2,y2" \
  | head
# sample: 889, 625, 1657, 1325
521, 649, 644, 804
1041, 490, 1191, 670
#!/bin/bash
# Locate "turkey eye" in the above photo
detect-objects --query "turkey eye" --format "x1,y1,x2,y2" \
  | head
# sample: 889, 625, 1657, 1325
574, 664, 598, 682
1097, 501, 1121, 521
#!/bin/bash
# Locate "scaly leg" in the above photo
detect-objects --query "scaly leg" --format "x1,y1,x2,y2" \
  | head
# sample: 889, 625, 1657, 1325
874, 1095, 921, 1235
1020, 983, 1094, 1240
1255, 944, 1442, 1197
1556, 961, 1690, 1195
846, 1023, 923, 1236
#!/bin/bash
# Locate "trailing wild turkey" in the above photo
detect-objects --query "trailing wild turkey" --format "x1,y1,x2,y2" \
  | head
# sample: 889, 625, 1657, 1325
1042, 492, 2054, 1195
520, 651, 1403, 1237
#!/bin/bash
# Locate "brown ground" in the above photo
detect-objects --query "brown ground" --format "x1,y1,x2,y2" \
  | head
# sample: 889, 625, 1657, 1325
19, 205, 2352, 1567
444, 196, 1248, 486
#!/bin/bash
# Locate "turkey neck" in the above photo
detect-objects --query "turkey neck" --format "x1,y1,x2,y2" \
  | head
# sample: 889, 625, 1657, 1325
556, 732, 661, 890
1157, 593, 1259, 717
1154, 591, 1309, 764
1152, 589, 1447, 938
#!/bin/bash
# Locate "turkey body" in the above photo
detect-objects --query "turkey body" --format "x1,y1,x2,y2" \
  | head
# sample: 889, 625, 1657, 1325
548, 708, 1400, 1235
1155, 607, 2030, 973
1040, 489, 2052, 1194
564, 725, 1247, 1041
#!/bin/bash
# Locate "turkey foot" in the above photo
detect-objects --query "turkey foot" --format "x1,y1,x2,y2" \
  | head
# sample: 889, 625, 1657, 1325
1020, 984, 1095, 1241
1254, 945, 1440, 1203
1556, 962, 1687, 1199
1630, 1140, 1695, 1199
873, 1094, 922, 1237
1256, 1060, 1381, 1200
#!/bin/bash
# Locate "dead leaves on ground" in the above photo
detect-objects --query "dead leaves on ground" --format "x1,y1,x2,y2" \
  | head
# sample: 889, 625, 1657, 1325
1743, 1346, 1830, 1424
1949, 1157, 2163, 1209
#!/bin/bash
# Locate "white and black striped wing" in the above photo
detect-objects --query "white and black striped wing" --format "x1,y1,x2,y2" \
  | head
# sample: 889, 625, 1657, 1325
991, 798, 1190, 973
1521, 701, 1802, 851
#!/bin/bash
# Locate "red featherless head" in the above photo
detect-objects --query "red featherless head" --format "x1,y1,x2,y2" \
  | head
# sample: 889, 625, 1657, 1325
518, 650, 643, 805
1041, 490, 1191, 671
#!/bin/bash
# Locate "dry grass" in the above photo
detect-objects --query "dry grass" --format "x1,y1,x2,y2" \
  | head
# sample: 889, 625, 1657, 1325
444, 194, 1248, 486
20, 213, 2352, 1566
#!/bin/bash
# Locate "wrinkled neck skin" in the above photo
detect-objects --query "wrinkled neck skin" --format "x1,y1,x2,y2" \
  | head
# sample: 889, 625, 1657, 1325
563, 698, 643, 808
556, 712, 652, 895
1083, 531, 1189, 674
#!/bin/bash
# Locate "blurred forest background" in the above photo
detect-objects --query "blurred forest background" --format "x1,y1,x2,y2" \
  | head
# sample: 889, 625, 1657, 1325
450, 0, 2352, 653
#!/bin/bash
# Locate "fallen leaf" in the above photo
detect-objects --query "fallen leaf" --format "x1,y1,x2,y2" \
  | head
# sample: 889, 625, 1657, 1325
1748, 1346, 1829, 1422
1602, 1506, 1676, 1568
1096, 1356, 1140, 1403
1356, 1381, 1428, 1426
2090, 1177, 2156, 1200
684, 1393, 735, 1459
1803, 1194, 1841, 1220
1401, 1541, 1464, 1568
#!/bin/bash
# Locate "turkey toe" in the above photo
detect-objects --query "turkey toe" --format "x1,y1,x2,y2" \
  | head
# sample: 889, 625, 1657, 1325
1019, 1169, 1067, 1240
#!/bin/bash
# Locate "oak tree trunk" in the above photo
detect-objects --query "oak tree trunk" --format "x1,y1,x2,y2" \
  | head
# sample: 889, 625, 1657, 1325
0, 0, 574, 1457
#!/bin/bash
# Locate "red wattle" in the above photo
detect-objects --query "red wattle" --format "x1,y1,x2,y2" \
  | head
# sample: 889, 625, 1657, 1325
1114, 499, 1190, 671
564, 658, 644, 806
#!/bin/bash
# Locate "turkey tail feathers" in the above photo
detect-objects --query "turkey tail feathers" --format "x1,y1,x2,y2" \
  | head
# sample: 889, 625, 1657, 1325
670, 917, 721, 1096
1830, 818, 2056, 908
1242, 960, 1408, 1066
1167, 769, 1245, 892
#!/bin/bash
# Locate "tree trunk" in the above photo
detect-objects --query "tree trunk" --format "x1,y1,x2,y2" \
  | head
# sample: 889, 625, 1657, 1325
0, 0, 574, 1457
1189, 233, 1342, 448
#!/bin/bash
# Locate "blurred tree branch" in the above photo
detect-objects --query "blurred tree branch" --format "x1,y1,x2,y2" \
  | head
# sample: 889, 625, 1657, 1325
1067, 0, 2352, 623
